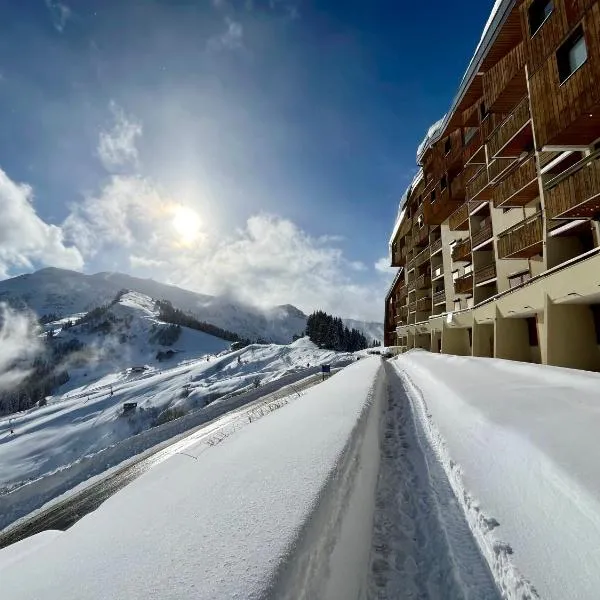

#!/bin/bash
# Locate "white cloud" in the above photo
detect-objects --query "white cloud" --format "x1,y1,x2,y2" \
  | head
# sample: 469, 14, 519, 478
375, 256, 393, 273
0, 304, 42, 392
208, 17, 244, 51
129, 254, 165, 269
0, 167, 83, 279
97, 102, 142, 172
44, 0, 72, 33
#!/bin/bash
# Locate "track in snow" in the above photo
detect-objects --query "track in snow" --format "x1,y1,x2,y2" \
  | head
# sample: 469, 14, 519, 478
367, 363, 501, 599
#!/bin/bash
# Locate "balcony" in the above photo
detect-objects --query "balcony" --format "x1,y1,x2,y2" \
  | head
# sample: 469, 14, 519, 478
391, 251, 402, 267
416, 273, 431, 290
413, 225, 429, 247
487, 96, 533, 159
483, 41, 527, 113
406, 256, 415, 271
452, 238, 472, 263
416, 297, 432, 313
396, 287, 407, 302
432, 290, 446, 306
474, 263, 497, 285
497, 212, 544, 259
488, 156, 515, 184
398, 216, 412, 240
466, 167, 492, 202
430, 237, 443, 255
493, 155, 538, 208
481, 111, 508, 142
463, 128, 485, 165
471, 221, 493, 248
408, 300, 417, 313
415, 247, 430, 268
545, 152, 600, 220
450, 173, 466, 201
454, 273, 473, 295
448, 202, 469, 231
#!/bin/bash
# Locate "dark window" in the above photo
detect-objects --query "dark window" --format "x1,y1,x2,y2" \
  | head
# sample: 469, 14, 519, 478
592, 305, 600, 344
431, 190, 436, 202
444, 138, 451, 155
528, 0, 553, 36
480, 102, 488, 121
557, 26, 588, 83
467, 327, 473, 347
441, 175, 447, 190
527, 317, 539, 347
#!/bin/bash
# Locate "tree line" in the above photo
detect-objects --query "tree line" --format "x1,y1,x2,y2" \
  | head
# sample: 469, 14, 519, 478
305, 311, 375, 352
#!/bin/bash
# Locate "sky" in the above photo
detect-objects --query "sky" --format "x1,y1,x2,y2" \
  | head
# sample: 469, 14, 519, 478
0, 0, 495, 321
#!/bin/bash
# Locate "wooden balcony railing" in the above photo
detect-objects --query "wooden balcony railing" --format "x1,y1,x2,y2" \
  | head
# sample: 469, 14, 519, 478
488, 156, 515, 183
487, 96, 532, 159
415, 247, 430, 268
448, 202, 470, 231
416, 297, 432, 312
424, 195, 462, 226
493, 155, 538, 208
408, 301, 417, 313
454, 274, 473, 295
483, 41, 527, 113
474, 263, 497, 285
452, 238, 472, 262
397, 287, 407, 302
392, 251, 402, 266
430, 237, 443, 255
397, 305, 408, 319
450, 173, 466, 201
497, 212, 544, 259
416, 273, 431, 290
398, 216, 412, 239
413, 226, 429, 247
466, 167, 492, 201
432, 290, 446, 306
545, 152, 600, 220
407, 257, 415, 271
463, 128, 485, 164
481, 111, 508, 142
462, 100, 480, 128
471, 221, 493, 248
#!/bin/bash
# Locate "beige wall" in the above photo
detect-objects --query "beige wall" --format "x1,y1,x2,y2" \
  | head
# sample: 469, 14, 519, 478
442, 324, 471, 356
494, 310, 531, 363
473, 322, 494, 357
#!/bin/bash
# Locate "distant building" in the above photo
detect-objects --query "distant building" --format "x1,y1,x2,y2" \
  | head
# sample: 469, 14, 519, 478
385, 0, 600, 372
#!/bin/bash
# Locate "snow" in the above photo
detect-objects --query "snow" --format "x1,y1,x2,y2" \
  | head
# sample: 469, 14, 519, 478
0, 357, 383, 600
393, 351, 600, 600
416, 116, 446, 161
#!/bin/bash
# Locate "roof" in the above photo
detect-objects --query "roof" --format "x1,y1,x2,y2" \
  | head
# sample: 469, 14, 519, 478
415, 0, 516, 164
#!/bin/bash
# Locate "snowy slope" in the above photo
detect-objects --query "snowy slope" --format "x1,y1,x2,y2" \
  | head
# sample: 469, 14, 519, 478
0, 330, 352, 492
343, 318, 383, 344
394, 351, 600, 600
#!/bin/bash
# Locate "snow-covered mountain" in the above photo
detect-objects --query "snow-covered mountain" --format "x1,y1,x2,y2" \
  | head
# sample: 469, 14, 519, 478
0, 268, 383, 343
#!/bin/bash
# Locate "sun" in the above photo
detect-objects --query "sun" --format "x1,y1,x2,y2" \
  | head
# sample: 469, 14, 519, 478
171, 205, 202, 244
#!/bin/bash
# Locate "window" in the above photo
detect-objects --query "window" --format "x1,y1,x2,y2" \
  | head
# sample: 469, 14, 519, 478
444, 138, 451, 155
480, 102, 488, 121
557, 26, 588, 83
441, 175, 447, 190
508, 270, 531, 289
431, 190, 436, 202
528, 0, 553, 36
454, 300, 461, 312
527, 317, 539, 347
592, 305, 600, 344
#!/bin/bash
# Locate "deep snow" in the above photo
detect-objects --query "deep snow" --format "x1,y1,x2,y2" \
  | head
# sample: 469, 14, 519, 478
0, 357, 383, 600
394, 351, 600, 600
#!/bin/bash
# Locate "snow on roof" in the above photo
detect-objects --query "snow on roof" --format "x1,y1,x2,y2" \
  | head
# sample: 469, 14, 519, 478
415, 0, 514, 163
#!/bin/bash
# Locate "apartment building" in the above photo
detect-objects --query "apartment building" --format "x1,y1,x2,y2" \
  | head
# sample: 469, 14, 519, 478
385, 0, 600, 371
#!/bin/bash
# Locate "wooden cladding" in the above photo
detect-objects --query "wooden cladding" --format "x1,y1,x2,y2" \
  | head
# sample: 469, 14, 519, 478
529, 4, 600, 149
497, 212, 544, 258
397, 216, 412, 241
463, 128, 485, 164
493, 155, 539, 207
467, 167, 492, 201
416, 297, 432, 312
448, 202, 470, 231
432, 290, 446, 306
454, 274, 473, 295
545, 152, 600, 219
443, 129, 465, 171
483, 41, 528, 113
415, 247, 430, 268
471, 221, 494, 248
416, 273, 432, 290
424, 195, 462, 226
413, 225, 429, 247
474, 263, 497, 285
481, 111, 509, 141
487, 96, 533, 158
452, 238, 472, 262
450, 172, 466, 200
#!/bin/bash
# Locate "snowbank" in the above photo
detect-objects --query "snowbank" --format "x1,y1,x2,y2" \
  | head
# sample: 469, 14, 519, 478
1, 357, 384, 600
394, 352, 600, 600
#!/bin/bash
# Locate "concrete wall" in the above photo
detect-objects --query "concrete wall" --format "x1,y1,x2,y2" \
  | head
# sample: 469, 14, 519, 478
442, 325, 471, 356
473, 323, 494, 358
546, 300, 600, 371
494, 310, 531, 363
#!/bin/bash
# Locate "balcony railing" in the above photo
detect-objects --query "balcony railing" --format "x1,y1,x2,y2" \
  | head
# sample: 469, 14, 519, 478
407, 257, 415, 271
497, 212, 544, 259
398, 217, 412, 240
416, 297, 431, 312
488, 96, 532, 159
466, 167, 492, 201
483, 41, 527, 113
450, 173, 466, 201
474, 263, 497, 285
408, 301, 417, 313
452, 238, 471, 262
493, 155, 538, 208
545, 152, 600, 220
396, 287, 407, 302
432, 290, 446, 306
430, 237, 443, 255
416, 273, 431, 290
454, 274, 473, 295
481, 111, 508, 142
448, 202, 470, 231
463, 128, 485, 164
471, 221, 493, 248
415, 247, 430, 268
424, 187, 462, 226
488, 156, 515, 184
413, 226, 429, 247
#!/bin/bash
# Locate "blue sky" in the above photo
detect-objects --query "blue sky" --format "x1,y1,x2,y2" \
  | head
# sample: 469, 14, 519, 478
0, 0, 494, 320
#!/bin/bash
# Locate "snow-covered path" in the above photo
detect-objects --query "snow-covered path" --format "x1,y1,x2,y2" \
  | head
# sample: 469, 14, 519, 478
368, 364, 500, 599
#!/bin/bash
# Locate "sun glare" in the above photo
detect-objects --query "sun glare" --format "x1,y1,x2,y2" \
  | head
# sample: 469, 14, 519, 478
172, 205, 202, 244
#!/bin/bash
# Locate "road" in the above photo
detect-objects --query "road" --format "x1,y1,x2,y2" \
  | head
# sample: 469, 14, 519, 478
0, 370, 330, 550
